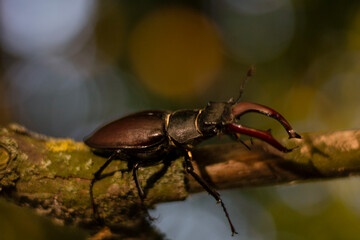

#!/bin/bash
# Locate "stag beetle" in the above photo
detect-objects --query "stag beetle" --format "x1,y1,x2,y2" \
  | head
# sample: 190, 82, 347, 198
84, 69, 301, 236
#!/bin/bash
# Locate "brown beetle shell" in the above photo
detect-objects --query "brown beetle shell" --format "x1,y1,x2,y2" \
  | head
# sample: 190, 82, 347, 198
84, 111, 169, 149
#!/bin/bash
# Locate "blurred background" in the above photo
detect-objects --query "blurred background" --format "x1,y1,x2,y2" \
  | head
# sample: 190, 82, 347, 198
1, 0, 360, 239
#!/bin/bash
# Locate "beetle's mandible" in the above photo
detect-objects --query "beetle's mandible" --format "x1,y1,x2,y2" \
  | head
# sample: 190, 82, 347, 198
84, 69, 301, 236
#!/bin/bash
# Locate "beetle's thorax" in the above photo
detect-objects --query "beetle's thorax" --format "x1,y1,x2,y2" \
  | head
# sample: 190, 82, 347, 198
197, 101, 234, 135
166, 101, 234, 149
166, 109, 203, 149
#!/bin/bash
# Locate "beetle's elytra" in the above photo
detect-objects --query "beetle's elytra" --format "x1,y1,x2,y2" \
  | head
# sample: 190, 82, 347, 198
84, 69, 301, 236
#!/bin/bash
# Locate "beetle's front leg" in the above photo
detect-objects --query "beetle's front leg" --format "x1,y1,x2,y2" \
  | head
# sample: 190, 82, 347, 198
231, 133, 252, 151
184, 151, 238, 236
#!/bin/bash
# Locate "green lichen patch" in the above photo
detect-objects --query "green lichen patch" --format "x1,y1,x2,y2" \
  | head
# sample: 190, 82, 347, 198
0, 146, 9, 170
284, 137, 309, 164
16, 176, 90, 210
92, 168, 133, 199
91, 158, 187, 221
41, 150, 98, 179
0, 125, 187, 227
144, 159, 188, 203
310, 131, 360, 174
60, 178, 91, 209
0, 170, 19, 190
0, 136, 18, 162
46, 139, 87, 152
285, 131, 360, 176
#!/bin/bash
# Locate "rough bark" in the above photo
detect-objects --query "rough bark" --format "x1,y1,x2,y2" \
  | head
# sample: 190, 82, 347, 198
0, 123, 360, 238
190, 130, 360, 192
0, 124, 186, 239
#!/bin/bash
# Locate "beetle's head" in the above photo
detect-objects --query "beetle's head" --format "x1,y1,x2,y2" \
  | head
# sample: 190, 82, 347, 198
197, 101, 234, 135
198, 67, 301, 152
226, 101, 301, 152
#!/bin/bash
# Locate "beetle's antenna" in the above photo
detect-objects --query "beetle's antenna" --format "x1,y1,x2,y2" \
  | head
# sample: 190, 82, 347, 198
233, 66, 255, 103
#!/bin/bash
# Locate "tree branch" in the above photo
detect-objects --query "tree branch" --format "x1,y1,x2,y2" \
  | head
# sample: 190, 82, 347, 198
190, 130, 360, 192
0, 124, 359, 238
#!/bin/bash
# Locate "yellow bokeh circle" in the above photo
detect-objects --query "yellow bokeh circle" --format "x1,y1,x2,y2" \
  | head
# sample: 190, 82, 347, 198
129, 7, 223, 99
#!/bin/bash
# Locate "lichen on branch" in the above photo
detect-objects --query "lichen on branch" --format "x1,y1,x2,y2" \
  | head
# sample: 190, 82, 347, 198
0, 124, 360, 238
0, 124, 187, 232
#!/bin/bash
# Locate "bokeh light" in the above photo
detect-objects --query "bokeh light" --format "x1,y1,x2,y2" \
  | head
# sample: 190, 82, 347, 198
276, 183, 330, 215
330, 177, 360, 216
151, 190, 276, 240
0, 0, 96, 57
129, 7, 223, 99
4, 59, 90, 138
306, 52, 360, 131
210, 0, 295, 63
1, 1, 360, 239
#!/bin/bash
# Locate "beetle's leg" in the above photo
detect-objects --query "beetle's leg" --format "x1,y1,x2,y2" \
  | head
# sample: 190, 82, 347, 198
227, 123, 296, 153
132, 162, 145, 198
90, 153, 117, 222
132, 163, 156, 221
184, 151, 238, 236
231, 133, 251, 151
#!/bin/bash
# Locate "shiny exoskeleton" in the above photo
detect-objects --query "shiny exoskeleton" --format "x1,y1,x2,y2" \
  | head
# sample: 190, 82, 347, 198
84, 74, 301, 236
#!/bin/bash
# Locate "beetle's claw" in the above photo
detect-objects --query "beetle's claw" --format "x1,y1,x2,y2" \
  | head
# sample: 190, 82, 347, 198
230, 102, 301, 151
233, 133, 251, 150
232, 102, 301, 140
288, 129, 302, 139
227, 123, 298, 153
